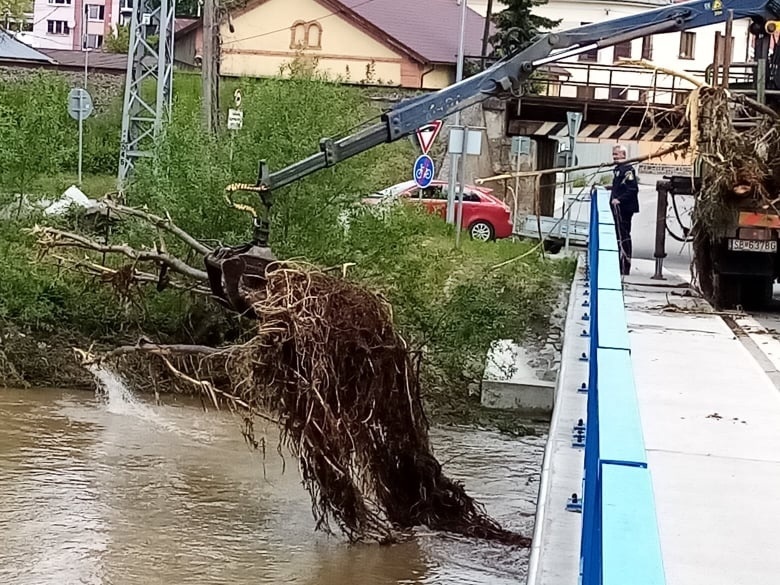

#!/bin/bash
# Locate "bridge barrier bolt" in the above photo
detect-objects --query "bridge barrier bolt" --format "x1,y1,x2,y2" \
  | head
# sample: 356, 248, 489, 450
580, 329, 589, 338
582, 300, 590, 307
578, 382, 588, 393
579, 352, 588, 362
566, 493, 583, 513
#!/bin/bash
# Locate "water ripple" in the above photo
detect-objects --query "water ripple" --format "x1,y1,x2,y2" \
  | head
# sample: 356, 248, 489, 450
0, 383, 547, 585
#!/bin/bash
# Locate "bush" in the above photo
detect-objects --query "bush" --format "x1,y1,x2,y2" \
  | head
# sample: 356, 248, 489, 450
0, 69, 575, 400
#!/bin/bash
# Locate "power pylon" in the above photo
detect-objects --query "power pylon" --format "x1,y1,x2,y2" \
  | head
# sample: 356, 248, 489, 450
117, 0, 176, 191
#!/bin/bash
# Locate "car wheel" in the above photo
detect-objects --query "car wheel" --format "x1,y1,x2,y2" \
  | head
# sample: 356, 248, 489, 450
469, 221, 495, 241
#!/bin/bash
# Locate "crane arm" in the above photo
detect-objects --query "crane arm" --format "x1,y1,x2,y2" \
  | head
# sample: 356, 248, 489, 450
247, 0, 779, 197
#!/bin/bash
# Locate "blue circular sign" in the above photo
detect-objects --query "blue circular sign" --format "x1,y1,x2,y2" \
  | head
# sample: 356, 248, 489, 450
413, 154, 435, 188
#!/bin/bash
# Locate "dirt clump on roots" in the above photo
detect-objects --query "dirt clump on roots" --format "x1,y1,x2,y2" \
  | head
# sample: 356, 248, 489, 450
691, 87, 780, 302
212, 261, 529, 546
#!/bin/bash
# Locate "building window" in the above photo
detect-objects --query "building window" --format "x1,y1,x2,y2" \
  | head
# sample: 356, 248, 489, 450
679, 32, 696, 59
307, 22, 322, 49
609, 87, 627, 100
47, 20, 70, 34
289, 20, 323, 50
641, 36, 653, 60
716, 33, 735, 62
614, 41, 632, 60
85, 33, 103, 48
48, 0, 72, 4
578, 22, 598, 62
87, 5, 105, 20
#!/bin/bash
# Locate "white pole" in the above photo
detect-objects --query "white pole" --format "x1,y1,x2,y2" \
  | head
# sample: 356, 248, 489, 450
446, 0, 468, 224
455, 126, 469, 249
78, 6, 89, 186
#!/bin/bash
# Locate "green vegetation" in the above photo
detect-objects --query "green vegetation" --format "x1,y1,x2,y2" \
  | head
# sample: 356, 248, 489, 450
0, 69, 574, 408
489, 0, 561, 57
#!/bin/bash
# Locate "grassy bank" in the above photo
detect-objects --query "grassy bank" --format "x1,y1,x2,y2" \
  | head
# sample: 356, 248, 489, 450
0, 69, 574, 423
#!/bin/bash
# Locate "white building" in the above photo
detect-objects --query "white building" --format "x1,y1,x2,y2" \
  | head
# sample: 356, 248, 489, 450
470, 0, 752, 104
27, 0, 133, 50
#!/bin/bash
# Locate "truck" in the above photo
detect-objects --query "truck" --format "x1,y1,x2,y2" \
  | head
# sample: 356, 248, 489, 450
661, 172, 780, 309
205, 0, 780, 313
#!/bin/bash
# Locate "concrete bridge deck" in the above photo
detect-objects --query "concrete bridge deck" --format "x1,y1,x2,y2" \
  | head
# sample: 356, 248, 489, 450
528, 189, 780, 585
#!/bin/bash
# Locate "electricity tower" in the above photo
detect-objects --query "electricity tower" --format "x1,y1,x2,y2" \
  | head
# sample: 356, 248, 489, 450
117, 0, 176, 190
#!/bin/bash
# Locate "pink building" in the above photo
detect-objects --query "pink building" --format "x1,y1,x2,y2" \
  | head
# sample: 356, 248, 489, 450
29, 0, 132, 50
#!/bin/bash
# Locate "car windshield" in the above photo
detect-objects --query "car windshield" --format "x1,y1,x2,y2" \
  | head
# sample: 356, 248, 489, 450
407, 186, 481, 202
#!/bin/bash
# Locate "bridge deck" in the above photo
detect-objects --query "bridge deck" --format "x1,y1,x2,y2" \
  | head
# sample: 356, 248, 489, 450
529, 257, 780, 585
625, 263, 780, 585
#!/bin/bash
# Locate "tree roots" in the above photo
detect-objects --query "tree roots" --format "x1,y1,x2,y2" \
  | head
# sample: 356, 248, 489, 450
49, 202, 529, 545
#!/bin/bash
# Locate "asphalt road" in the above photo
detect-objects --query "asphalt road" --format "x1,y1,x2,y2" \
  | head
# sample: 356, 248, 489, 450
631, 177, 695, 277
553, 176, 694, 277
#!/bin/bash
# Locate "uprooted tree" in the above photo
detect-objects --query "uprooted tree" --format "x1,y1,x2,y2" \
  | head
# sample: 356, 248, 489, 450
688, 86, 780, 307
568, 59, 780, 309
30, 201, 529, 546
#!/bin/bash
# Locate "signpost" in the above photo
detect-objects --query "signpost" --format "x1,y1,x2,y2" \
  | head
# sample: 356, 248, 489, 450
228, 89, 243, 166
413, 154, 435, 189
67, 87, 93, 186
227, 109, 244, 130
448, 126, 484, 248
565, 111, 583, 252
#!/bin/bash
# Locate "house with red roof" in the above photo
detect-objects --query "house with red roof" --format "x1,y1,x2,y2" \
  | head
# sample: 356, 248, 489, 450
175, 0, 488, 89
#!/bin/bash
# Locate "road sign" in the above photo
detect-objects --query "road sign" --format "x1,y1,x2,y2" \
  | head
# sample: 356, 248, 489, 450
413, 154, 435, 188
566, 111, 583, 138
511, 136, 531, 156
416, 120, 442, 154
67, 88, 93, 121
234, 88, 242, 108
448, 127, 482, 155
227, 108, 244, 130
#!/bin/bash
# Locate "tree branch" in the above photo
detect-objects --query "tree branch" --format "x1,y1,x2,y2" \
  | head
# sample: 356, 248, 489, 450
101, 199, 213, 256
476, 142, 687, 185
50, 254, 212, 295
31, 226, 209, 282
620, 58, 779, 120
77, 342, 222, 365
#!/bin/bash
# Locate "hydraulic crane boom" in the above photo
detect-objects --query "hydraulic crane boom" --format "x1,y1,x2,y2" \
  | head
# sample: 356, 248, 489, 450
206, 0, 780, 315
224, 0, 780, 247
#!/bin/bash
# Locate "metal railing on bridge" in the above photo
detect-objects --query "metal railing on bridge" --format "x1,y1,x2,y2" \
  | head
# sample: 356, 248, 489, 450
579, 188, 666, 585
467, 55, 771, 107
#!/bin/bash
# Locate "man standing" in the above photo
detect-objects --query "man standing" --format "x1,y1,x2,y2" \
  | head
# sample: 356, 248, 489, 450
610, 144, 639, 276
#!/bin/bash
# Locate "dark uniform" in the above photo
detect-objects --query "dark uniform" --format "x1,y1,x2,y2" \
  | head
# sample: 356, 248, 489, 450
611, 163, 639, 275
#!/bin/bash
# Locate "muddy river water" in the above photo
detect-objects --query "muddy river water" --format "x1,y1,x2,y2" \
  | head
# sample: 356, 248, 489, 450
0, 376, 546, 585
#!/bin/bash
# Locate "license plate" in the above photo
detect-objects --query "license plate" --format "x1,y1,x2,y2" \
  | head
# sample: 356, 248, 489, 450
727, 239, 778, 252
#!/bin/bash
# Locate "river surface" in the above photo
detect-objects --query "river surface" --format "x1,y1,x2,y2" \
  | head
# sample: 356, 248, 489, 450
0, 377, 546, 585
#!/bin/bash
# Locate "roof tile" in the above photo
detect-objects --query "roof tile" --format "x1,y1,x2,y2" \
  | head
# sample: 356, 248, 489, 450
341, 0, 487, 64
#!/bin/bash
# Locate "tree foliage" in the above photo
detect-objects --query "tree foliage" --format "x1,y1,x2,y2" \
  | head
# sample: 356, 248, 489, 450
489, 0, 560, 58
0, 68, 574, 405
0, 0, 31, 23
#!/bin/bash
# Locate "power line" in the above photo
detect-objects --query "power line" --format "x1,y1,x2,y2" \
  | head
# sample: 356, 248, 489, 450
33, 7, 60, 26
222, 0, 378, 46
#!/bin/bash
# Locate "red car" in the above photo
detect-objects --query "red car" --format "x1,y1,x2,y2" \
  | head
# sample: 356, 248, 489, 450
367, 180, 514, 241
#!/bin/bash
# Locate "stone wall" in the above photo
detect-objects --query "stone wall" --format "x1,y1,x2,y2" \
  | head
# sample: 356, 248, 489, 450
0, 66, 124, 112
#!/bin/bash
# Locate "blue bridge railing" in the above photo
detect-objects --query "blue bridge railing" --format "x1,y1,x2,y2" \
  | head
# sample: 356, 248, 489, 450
579, 187, 666, 585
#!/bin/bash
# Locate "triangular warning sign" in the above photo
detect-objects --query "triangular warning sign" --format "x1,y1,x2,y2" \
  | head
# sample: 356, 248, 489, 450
416, 120, 443, 154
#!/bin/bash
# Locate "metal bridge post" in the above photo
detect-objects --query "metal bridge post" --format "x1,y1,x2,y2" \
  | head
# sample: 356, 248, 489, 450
652, 181, 669, 280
